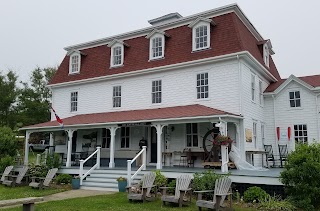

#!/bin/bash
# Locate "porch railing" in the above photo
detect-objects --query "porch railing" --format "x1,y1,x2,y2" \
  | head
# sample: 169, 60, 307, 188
79, 146, 101, 185
127, 146, 146, 186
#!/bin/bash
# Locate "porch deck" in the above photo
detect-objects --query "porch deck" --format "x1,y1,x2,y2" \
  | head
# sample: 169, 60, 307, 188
59, 166, 283, 186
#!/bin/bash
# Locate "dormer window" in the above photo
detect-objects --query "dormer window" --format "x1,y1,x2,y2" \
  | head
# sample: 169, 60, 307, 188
188, 17, 215, 52
68, 52, 81, 74
108, 39, 129, 68
263, 43, 270, 67
146, 29, 169, 61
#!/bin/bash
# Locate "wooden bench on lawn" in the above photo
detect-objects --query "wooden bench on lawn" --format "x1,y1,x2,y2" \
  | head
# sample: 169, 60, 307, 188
0, 197, 43, 211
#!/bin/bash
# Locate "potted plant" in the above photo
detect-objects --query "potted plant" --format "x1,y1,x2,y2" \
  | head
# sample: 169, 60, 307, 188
72, 175, 80, 189
116, 177, 127, 192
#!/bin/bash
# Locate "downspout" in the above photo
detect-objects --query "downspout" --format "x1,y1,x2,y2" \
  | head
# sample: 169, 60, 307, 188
237, 55, 242, 115
272, 95, 277, 146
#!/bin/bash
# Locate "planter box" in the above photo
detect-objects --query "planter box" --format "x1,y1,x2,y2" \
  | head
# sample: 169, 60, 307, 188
72, 178, 80, 189
118, 181, 127, 192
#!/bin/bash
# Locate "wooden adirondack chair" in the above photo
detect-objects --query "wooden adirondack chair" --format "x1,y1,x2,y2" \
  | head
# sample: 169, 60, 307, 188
196, 177, 232, 211
264, 144, 276, 167
3, 166, 29, 187
161, 174, 192, 207
29, 168, 58, 189
0, 166, 13, 183
127, 172, 156, 202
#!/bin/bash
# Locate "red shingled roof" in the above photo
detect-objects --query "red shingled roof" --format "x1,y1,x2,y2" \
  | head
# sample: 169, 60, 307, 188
22, 104, 239, 129
265, 74, 320, 92
49, 12, 280, 85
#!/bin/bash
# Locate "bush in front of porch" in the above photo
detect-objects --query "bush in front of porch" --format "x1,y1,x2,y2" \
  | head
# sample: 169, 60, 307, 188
280, 143, 320, 210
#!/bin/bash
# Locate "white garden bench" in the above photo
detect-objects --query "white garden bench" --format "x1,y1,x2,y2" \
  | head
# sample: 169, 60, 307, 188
0, 197, 43, 211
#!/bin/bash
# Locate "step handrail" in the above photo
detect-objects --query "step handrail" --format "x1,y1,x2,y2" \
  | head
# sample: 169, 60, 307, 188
127, 146, 146, 186
79, 147, 101, 185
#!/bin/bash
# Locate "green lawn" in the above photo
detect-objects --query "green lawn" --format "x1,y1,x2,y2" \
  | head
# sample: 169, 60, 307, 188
0, 185, 68, 201
2, 192, 255, 211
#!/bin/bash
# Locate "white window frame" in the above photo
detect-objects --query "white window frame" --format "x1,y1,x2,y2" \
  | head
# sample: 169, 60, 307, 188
289, 90, 301, 108
113, 86, 121, 108
192, 22, 210, 51
120, 127, 130, 149
110, 43, 124, 68
149, 34, 165, 60
196, 72, 209, 99
151, 80, 162, 104
186, 123, 199, 148
259, 80, 263, 105
69, 52, 81, 74
263, 43, 270, 67
294, 124, 308, 144
70, 91, 78, 112
253, 122, 257, 148
251, 74, 256, 102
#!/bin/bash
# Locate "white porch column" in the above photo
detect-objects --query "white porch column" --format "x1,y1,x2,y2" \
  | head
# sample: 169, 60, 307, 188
107, 126, 119, 168
152, 124, 166, 170
66, 129, 75, 167
49, 133, 54, 154
24, 131, 31, 165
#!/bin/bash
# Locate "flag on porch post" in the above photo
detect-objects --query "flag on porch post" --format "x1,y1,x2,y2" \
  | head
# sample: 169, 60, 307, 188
51, 106, 64, 129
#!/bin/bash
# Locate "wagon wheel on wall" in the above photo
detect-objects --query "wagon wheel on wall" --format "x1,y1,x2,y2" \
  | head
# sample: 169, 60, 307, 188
202, 127, 220, 163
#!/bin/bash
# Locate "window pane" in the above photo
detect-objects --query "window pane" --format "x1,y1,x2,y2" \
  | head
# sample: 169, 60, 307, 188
290, 100, 295, 107
295, 91, 300, 98
186, 123, 191, 134
289, 92, 294, 99
193, 135, 198, 147
192, 123, 197, 133
296, 100, 301, 107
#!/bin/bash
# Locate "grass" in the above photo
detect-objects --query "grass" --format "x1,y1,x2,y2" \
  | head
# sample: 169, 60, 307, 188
1, 192, 256, 211
0, 185, 69, 201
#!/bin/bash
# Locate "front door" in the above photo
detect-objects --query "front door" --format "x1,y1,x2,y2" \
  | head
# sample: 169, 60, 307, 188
150, 127, 157, 163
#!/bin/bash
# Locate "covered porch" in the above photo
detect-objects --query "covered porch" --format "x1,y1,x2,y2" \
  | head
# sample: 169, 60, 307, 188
21, 104, 244, 170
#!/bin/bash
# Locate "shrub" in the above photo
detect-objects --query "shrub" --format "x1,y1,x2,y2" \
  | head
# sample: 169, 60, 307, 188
28, 164, 48, 177
152, 170, 167, 188
0, 127, 18, 157
0, 155, 14, 172
46, 153, 61, 169
56, 174, 72, 184
192, 170, 224, 200
258, 195, 296, 211
243, 186, 269, 203
167, 179, 176, 194
280, 143, 320, 210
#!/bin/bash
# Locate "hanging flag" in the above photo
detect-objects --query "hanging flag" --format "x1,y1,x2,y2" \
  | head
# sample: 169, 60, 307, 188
51, 106, 64, 129
276, 127, 280, 141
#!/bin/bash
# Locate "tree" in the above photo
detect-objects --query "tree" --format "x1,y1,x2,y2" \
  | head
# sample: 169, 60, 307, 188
0, 70, 19, 128
0, 126, 19, 172
280, 143, 320, 210
17, 67, 57, 127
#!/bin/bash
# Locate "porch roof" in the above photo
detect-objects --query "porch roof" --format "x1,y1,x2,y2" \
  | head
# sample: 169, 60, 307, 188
21, 104, 241, 130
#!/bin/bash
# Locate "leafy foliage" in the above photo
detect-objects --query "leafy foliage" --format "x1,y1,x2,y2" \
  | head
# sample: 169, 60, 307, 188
28, 164, 49, 177
167, 179, 176, 194
46, 153, 62, 169
280, 143, 320, 210
0, 155, 15, 172
243, 186, 269, 203
258, 195, 296, 211
152, 170, 167, 188
0, 127, 18, 157
56, 174, 72, 184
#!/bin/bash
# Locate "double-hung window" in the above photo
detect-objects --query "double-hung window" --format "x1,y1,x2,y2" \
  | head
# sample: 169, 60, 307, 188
152, 80, 162, 104
251, 74, 256, 102
253, 122, 257, 148
263, 44, 270, 67
294, 124, 308, 144
112, 46, 122, 66
113, 86, 121, 108
69, 52, 81, 74
195, 25, 208, 50
186, 123, 198, 147
151, 36, 164, 59
102, 129, 111, 148
196, 73, 208, 99
289, 91, 301, 107
121, 127, 130, 148
189, 18, 212, 52
259, 80, 263, 105
70, 91, 78, 112
108, 41, 126, 68
261, 124, 265, 145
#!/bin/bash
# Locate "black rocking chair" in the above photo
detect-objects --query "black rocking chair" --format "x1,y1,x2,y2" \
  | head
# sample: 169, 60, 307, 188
264, 145, 276, 167
278, 144, 288, 167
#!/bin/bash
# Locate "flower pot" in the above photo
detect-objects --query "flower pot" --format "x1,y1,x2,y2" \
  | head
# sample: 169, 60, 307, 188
118, 181, 127, 192
72, 178, 80, 189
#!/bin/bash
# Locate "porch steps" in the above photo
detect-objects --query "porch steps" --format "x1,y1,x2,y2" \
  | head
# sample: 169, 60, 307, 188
81, 168, 145, 192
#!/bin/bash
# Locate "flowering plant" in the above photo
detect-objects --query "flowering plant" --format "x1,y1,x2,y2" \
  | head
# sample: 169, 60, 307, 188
116, 176, 127, 182
212, 135, 233, 146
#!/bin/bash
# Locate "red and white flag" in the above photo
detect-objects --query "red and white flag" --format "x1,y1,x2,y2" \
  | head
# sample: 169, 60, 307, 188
51, 106, 64, 129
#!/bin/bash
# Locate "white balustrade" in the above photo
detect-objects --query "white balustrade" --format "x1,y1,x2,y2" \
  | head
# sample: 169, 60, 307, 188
127, 146, 147, 186
79, 147, 101, 185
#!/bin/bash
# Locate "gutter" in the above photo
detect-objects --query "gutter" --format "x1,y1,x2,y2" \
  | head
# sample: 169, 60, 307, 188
20, 114, 244, 131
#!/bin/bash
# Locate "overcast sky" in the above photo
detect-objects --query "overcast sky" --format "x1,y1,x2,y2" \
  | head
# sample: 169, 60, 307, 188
1, 0, 319, 82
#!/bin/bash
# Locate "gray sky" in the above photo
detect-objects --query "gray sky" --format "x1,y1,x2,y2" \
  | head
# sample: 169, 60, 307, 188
1, 0, 319, 82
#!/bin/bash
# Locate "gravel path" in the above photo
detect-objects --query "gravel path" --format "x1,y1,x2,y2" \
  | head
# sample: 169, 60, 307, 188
43, 189, 114, 202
